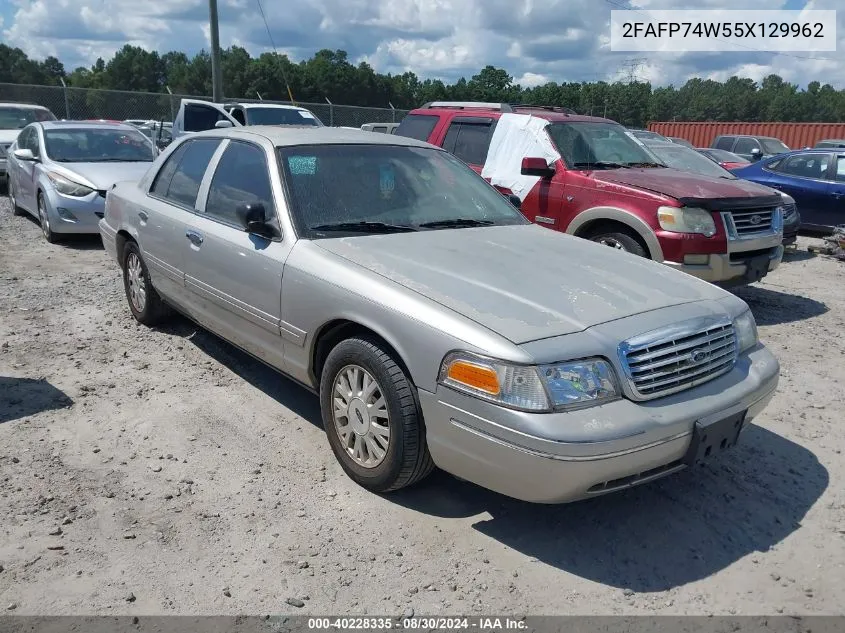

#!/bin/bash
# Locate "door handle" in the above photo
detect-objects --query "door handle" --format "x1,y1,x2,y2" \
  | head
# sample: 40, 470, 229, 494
185, 230, 204, 246
138, 211, 148, 222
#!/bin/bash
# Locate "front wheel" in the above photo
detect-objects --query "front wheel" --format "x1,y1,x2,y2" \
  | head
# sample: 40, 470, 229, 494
37, 193, 57, 243
320, 337, 434, 493
122, 241, 169, 326
588, 228, 648, 258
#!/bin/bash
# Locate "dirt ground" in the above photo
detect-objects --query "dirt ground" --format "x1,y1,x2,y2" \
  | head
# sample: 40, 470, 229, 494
1, 197, 844, 617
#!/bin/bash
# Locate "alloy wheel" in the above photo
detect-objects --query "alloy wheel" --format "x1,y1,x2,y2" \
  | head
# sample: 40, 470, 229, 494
126, 252, 147, 313
331, 364, 391, 468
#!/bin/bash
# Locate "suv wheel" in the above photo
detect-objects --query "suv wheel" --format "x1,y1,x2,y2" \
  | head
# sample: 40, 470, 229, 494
589, 228, 647, 258
320, 337, 434, 493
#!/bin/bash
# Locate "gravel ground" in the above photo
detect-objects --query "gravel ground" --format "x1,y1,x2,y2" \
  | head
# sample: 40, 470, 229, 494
1, 196, 844, 616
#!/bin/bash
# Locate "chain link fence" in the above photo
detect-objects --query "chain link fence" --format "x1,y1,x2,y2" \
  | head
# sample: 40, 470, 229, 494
0, 83, 409, 128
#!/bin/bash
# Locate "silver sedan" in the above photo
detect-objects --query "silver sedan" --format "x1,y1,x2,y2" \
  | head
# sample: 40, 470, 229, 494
99, 126, 779, 503
6, 121, 155, 242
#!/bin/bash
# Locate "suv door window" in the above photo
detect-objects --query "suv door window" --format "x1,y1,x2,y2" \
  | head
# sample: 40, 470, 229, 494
157, 138, 220, 207
775, 153, 830, 180
394, 115, 439, 141
184, 103, 232, 132
715, 136, 735, 150
443, 121, 494, 166
205, 141, 275, 225
733, 137, 760, 155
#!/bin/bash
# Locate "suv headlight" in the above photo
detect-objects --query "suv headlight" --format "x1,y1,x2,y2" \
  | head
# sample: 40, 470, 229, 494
438, 351, 620, 412
658, 206, 717, 237
733, 310, 758, 353
47, 171, 94, 197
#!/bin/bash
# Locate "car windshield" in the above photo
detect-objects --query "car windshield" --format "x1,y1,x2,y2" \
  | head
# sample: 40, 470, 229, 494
246, 107, 322, 127
547, 122, 664, 169
278, 144, 528, 238
0, 106, 55, 130
649, 144, 735, 179
761, 138, 790, 154
44, 128, 155, 162
704, 149, 748, 163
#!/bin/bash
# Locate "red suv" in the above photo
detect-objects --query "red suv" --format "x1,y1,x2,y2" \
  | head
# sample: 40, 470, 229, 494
395, 102, 785, 286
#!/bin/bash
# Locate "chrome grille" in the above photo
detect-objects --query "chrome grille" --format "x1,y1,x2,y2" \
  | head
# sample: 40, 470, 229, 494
619, 318, 737, 400
729, 207, 775, 236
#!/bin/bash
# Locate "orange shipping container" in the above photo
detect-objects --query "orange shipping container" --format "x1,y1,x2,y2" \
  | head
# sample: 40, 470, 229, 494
648, 122, 845, 151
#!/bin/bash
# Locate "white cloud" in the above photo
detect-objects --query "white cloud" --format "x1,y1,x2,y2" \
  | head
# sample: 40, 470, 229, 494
1, 0, 843, 90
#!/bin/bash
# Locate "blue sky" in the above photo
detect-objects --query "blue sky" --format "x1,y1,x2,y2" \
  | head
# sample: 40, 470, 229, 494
1, 0, 840, 90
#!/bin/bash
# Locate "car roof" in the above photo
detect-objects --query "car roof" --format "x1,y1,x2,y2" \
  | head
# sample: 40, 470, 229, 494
191, 125, 438, 149
0, 102, 51, 110
39, 120, 141, 131
227, 102, 311, 111
408, 104, 612, 124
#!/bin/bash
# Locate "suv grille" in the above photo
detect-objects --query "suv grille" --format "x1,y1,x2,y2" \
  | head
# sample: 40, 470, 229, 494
728, 207, 776, 236
619, 319, 737, 400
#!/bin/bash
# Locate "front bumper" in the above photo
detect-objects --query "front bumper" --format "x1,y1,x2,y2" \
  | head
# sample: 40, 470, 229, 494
43, 188, 106, 235
420, 345, 779, 504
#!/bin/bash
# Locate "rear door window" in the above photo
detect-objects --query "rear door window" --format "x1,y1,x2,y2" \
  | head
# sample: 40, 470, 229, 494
154, 138, 221, 208
394, 115, 439, 142
442, 118, 495, 166
715, 136, 735, 150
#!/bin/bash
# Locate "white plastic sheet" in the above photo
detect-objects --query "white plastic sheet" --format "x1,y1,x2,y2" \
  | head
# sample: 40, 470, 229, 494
480, 113, 561, 201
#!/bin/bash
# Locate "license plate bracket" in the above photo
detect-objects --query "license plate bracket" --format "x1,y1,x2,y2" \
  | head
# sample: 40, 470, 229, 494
683, 411, 746, 466
744, 255, 770, 283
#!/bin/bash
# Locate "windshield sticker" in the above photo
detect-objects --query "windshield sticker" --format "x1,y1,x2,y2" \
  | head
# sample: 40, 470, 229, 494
298, 111, 315, 119
288, 155, 317, 175
379, 164, 395, 199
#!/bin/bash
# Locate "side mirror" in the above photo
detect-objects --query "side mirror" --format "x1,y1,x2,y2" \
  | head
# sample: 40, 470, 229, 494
750, 148, 762, 161
236, 203, 276, 238
214, 120, 234, 129
521, 157, 555, 178
13, 148, 36, 161
507, 194, 522, 210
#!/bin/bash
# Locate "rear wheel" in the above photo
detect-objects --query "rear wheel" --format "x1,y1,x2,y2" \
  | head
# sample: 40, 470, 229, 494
320, 337, 434, 493
122, 241, 169, 326
588, 226, 648, 258
7, 178, 24, 216
37, 193, 57, 243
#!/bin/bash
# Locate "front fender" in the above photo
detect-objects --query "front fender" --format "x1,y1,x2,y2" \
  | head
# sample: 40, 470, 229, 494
567, 206, 665, 262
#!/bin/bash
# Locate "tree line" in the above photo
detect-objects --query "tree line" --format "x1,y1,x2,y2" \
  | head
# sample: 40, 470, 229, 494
1, 43, 844, 127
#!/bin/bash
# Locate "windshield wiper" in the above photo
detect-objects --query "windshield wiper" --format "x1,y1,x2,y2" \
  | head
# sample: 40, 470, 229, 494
625, 161, 665, 168
572, 161, 629, 170
310, 221, 417, 234
418, 218, 495, 229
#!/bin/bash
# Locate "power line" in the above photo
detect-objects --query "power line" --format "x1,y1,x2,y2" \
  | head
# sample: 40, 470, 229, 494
603, 0, 839, 63
255, 0, 296, 103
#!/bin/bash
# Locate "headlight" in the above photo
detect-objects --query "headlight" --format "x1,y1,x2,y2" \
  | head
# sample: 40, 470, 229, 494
46, 171, 94, 197
657, 206, 717, 237
733, 310, 758, 353
438, 352, 620, 412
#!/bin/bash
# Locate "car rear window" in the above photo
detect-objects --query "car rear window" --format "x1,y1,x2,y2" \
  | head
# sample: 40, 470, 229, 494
394, 115, 439, 142
714, 136, 735, 150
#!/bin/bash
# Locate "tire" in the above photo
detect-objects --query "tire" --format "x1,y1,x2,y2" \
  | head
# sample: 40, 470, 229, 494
7, 178, 24, 216
122, 241, 169, 326
588, 227, 648, 258
37, 192, 58, 243
320, 337, 434, 493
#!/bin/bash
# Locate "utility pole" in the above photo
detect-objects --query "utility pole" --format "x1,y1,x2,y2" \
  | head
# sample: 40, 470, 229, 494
209, 0, 223, 102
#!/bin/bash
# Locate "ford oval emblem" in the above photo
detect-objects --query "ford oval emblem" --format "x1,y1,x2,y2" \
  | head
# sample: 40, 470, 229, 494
749, 214, 763, 225
689, 349, 709, 365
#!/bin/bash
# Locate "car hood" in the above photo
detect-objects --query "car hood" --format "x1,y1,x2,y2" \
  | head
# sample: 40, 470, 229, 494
0, 130, 21, 144
53, 162, 153, 191
592, 167, 777, 202
314, 224, 728, 344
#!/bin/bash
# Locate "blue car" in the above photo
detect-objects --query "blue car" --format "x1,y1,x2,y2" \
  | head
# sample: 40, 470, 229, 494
731, 149, 845, 233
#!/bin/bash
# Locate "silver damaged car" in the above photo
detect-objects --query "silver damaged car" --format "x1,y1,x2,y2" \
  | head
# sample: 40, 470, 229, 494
99, 126, 780, 503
